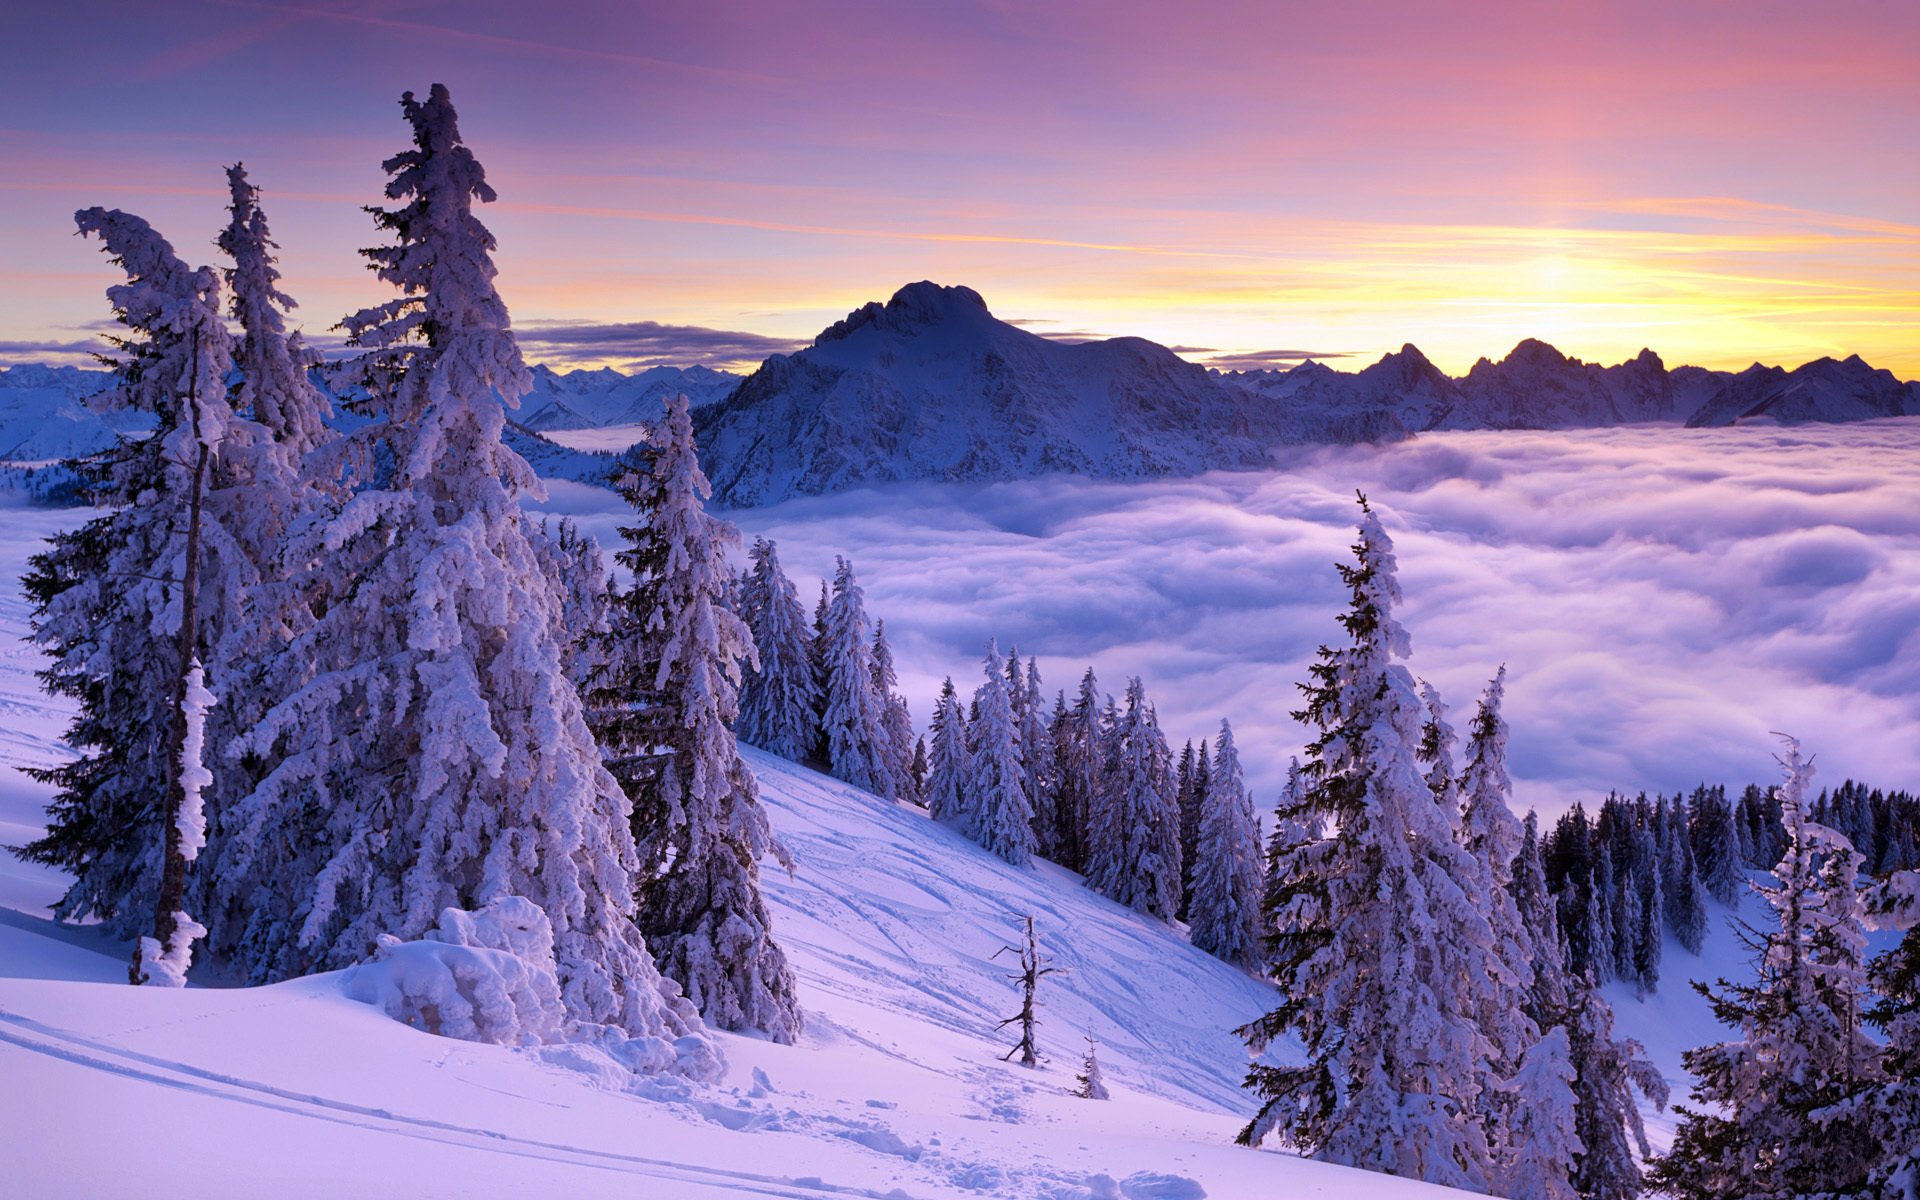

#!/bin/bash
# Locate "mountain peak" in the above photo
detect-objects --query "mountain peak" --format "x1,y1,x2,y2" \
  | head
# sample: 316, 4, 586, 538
818, 281, 994, 345
1505, 337, 1569, 367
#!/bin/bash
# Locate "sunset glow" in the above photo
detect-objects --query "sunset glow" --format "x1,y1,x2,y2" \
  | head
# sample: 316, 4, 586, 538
2, 1, 1915, 375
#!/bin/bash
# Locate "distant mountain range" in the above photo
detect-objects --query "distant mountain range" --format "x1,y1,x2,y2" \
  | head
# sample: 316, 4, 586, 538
691, 282, 1920, 505
3, 286, 1915, 504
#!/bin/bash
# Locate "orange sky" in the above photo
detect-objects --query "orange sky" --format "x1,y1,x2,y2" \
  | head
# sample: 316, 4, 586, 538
2, 1, 1915, 377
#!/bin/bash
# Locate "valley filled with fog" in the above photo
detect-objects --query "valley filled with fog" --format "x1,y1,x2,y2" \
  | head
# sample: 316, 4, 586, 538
539, 417, 1920, 810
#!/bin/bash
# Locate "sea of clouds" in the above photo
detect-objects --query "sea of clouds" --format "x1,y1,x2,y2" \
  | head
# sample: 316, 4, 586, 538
536, 418, 1920, 814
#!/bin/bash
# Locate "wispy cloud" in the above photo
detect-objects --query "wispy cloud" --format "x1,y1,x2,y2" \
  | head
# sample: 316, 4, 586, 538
513, 319, 804, 372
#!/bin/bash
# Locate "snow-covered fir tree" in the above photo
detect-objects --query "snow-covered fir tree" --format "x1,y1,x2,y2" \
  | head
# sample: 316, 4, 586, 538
926, 677, 970, 830
816, 558, 895, 798
1856, 868, 1920, 1197
872, 621, 918, 802
1512, 812, 1566, 1010
737, 538, 819, 761
1014, 655, 1052, 858
21, 207, 246, 986
1238, 500, 1503, 1190
1045, 669, 1106, 873
968, 642, 1035, 866
223, 86, 714, 1071
1176, 739, 1200, 919
1650, 737, 1882, 1200
1689, 785, 1744, 906
1074, 1033, 1111, 1101
1505, 1026, 1583, 1200
1187, 721, 1264, 969
909, 735, 929, 806
594, 393, 801, 1043
1662, 798, 1708, 953
1567, 976, 1668, 1200
1085, 678, 1181, 920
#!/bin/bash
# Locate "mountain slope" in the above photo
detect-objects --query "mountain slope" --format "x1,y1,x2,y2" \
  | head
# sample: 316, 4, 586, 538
1686, 355, 1920, 427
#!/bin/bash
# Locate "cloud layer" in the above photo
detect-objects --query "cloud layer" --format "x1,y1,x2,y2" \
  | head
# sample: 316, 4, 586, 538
533, 419, 1920, 815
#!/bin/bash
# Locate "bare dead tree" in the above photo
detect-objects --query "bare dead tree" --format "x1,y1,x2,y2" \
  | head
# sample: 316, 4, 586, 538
993, 914, 1066, 1067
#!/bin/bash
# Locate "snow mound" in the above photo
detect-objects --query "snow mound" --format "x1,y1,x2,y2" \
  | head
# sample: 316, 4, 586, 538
342, 897, 567, 1046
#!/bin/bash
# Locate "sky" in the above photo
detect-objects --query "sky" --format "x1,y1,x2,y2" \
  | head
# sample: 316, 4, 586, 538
533, 420, 1920, 812
2, 0, 1917, 377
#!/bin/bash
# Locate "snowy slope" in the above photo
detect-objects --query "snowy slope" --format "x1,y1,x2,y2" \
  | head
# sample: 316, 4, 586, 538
1686, 355, 1920, 427
0, 501, 1478, 1200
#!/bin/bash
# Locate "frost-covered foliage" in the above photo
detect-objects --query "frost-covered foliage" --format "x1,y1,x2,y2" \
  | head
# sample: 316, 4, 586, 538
1187, 721, 1263, 969
968, 642, 1035, 866
873, 622, 918, 803
926, 677, 970, 830
1857, 869, 1920, 1199
343, 896, 567, 1046
1662, 799, 1708, 954
1568, 978, 1668, 1200
1651, 737, 1882, 1200
816, 558, 895, 797
594, 393, 800, 1043
1044, 670, 1106, 873
217, 163, 331, 456
1085, 678, 1181, 920
1689, 785, 1745, 906
737, 537, 818, 761
530, 517, 611, 687
1011, 654, 1052, 855
1074, 1033, 1111, 1101
221, 86, 714, 1073
20, 207, 242, 958
1238, 500, 1504, 1192
1505, 1026, 1582, 1200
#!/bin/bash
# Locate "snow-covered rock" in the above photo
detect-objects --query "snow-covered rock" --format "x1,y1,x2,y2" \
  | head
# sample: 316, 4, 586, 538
0, 364, 147, 462
693, 282, 1320, 507
1686, 354, 1920, 427
516, 363, 740, 431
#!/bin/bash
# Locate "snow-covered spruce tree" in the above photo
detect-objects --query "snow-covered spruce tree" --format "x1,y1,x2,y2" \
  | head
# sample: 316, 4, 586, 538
737, 538, 819, 761
1015, 656, 1053, 857
1074, 1033, 1111, 1100
194, 167, 354, 974
1505, 1025, 1582, 1200
1237, 499, 1502, 1192
817, 558, 895, 797
1045, 669, 1105, 873
1512, 812, 1567, 1011
873, 621, 918, 802
1176, 739, 1199, 919
1454, 667, 1556, 1189
595, 393, 800, 1043
1688, 785, 1744, 906
227, 86, 714, 1071
1567, 976, 1668, 1200
1188, 720, 1264, 968
19, 208, 250, 988
1662, 798, 1708, 953
1854, 869, 1919, 1197
530, 517, 610, 688
1649, 737, 1881, 1200
969, 642, 1035, 866
926, 677, 971, 830
1085, 678, 1181, 920
910, 735, 929, 805
1418, 679, 1460, 812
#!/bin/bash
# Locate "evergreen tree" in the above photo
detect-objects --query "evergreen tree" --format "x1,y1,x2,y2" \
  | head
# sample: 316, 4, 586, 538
595, 394, 801, 1043
1854, 869, 1919, 1196
1512, 812, 1566, 1011
1567, 977, 1668, 1200
20, 207, 245, 987
1505, 1026, 1582, 1200
1650, 738, 1882, 1200
969, 642, 1035, 866
926, 677, 970, 830
737, 538, 818, 761
1176, 739, 1199, 920
1074, 1033, 1111, 1100
1187, 720, 1264, 968
1016, 657, 1053, 859
1237, 500, 1500, 1190
1046, 670, 1105, 873
872, 620, 917, 801
223, 87, 713, 1070
817, 558, 893, 797
1688, 784, 1744, 907
1663, 798, 1708, 953
1085, 678, 1181, 920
